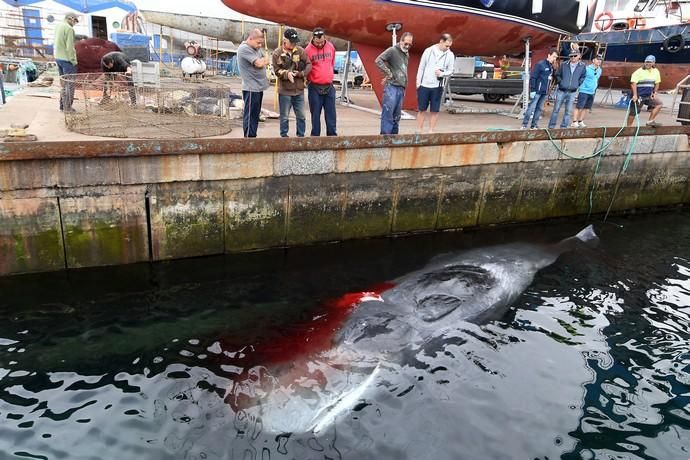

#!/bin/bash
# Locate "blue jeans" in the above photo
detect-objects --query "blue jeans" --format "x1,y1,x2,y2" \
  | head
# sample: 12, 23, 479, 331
307, 84, 337, 136
380, 84, 405, 135
56, 59, 77, 111
548, 90, 576, 129
279, 93, 306, 137
242, 90, 263, 138
522, 93, 547, 128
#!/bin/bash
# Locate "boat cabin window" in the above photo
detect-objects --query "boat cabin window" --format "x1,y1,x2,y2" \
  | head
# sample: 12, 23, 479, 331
635, 0, 666, 13
633, 0, 653, 12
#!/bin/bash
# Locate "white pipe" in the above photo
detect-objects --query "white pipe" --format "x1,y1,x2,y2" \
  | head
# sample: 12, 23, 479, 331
577, 0, 589, 28
522, 38, 530, 119
532, 0, 543, 14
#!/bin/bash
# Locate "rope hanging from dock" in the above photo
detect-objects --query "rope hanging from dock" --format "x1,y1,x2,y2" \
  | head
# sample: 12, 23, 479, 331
541, 100, 641, 223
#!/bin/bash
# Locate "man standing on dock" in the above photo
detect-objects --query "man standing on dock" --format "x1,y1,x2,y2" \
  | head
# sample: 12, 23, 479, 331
238, 29, 270, 138
572, 55, 602, 128
305, 27, 337, 136
376, 32, 414, 135
521, 48, 558, 130
628, 55, 663, 127
54, 12, 79, 113
548, 50, 586, 130
415, 33, 454, 134
272, 28, 311, 137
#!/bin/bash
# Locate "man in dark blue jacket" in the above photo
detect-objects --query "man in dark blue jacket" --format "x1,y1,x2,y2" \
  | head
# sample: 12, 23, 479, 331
548, 50, 586, 129
522, 48, 558, 129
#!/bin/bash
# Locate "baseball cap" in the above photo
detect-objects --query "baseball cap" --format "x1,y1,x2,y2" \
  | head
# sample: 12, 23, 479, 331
569, 50, 581, 57
312, 27, 325, 37
284, 28, 300, 43
65, 12, 79, 22
644, 54, 656, 63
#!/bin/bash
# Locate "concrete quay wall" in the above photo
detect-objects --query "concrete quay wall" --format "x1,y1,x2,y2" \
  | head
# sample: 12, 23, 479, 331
1, 127, 689, 276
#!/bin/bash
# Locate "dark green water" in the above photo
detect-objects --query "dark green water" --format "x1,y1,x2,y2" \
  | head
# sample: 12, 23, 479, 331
1, 211, 689, 459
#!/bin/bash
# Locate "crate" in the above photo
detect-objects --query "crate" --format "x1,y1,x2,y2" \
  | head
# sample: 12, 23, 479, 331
131, 60, 160, 88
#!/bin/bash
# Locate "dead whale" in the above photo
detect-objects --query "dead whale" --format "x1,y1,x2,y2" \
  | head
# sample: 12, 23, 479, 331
229, 225, 600, 433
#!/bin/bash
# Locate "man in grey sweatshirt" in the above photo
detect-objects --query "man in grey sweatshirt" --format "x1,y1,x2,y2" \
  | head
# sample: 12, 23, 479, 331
375, 32, 414, 134
416, 33, 454, 133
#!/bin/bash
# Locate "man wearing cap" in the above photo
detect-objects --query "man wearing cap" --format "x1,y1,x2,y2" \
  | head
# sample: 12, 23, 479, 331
305, 27, 337, 136
628, 55, 663, 127
272, 28, 311, 137
54, 12, 79, 112
375, 31, 414, 135
237, 28, 270, 138
548, 50, 586, 129
572, 55, 603, 128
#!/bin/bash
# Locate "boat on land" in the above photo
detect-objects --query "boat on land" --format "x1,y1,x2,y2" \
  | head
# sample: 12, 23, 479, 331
577, 0, 690, 91
220, 0, 594, 109
139, 10, 351, 51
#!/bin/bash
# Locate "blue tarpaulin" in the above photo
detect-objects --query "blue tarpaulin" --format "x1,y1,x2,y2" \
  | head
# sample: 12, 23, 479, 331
1, 0, 136, 13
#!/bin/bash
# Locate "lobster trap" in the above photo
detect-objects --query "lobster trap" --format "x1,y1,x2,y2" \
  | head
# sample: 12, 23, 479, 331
60, 73, 242, 139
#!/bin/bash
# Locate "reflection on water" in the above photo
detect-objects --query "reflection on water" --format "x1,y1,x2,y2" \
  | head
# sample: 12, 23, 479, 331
1, 211, 689, 459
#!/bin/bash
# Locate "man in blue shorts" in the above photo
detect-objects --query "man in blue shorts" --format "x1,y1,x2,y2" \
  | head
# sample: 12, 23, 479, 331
415, 33, 454, 133
572, 55, 602, 128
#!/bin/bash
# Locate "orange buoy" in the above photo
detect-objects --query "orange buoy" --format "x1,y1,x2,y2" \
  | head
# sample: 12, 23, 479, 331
595, 11, 614, 31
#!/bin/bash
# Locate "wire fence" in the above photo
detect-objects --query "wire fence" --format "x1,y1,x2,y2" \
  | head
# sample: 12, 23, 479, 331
60, 73, 242, 139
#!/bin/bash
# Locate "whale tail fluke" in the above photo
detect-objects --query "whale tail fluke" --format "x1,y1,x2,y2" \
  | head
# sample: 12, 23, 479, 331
575, 224, 599, 248
554, 224, 600, 255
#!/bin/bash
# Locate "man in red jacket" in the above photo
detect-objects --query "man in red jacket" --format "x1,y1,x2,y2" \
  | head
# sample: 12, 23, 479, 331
305, 27, 337, 136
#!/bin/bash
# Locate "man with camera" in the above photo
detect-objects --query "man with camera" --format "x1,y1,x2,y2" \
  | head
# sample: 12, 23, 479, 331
415, 34, 454, 134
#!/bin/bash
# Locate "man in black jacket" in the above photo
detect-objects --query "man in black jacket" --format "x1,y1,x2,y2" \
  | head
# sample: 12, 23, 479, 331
100, 51, 136, 105
548, 50, 586, 129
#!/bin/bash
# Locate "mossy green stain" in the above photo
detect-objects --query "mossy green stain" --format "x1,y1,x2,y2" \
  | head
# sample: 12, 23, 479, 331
65, 225, 146, 268
226, 217, 286, 252
4, 230, 63, 274
159, 217, 223, 259
342, 200, 393, 239
13, 234, 27, 262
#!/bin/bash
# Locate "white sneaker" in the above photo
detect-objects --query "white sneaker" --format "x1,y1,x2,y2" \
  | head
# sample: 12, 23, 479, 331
579, 121, 586, 128
571, 121, 580, 128
520, 126, 527, 130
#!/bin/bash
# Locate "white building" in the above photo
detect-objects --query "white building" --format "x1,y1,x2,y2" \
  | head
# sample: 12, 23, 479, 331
0, 0, 136, 58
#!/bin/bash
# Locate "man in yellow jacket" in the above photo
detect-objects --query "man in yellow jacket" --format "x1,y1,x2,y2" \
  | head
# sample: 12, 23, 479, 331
54, 12, 79, 112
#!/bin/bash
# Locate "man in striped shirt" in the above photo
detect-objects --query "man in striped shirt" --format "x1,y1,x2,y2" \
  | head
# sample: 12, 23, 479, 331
628, 55, 663, 127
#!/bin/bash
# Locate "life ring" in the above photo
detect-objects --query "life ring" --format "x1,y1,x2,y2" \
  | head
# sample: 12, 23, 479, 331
663, 34, 685, 53
595, 11, 614, 31
628, 17, 647, 29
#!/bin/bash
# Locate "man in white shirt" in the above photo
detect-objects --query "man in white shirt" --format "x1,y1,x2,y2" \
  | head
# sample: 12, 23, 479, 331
415, 34, 454, 134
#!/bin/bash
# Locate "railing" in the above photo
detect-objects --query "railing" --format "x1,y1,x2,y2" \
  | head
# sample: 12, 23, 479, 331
670, 74, 690, 124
